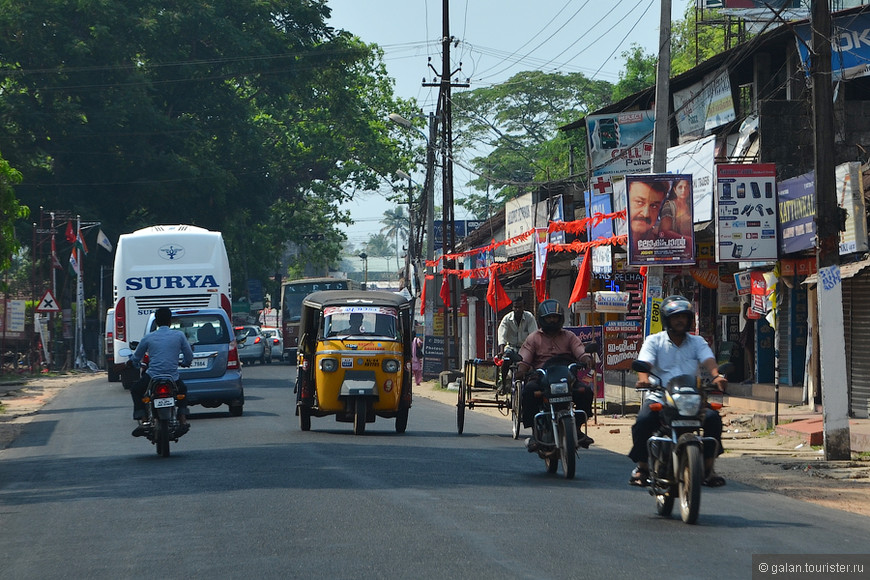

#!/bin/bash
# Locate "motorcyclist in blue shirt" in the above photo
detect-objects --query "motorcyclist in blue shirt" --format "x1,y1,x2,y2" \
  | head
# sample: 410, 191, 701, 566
128, 307, 193, 437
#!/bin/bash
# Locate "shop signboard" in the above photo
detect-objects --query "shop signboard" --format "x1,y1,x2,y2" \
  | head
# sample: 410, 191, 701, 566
715, 163, 778, 262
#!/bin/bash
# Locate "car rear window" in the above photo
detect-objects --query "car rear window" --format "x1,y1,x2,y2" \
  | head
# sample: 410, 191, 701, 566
151, 315, 230, 345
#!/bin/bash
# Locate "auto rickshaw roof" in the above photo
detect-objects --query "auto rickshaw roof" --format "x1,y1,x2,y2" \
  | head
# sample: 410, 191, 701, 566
302, 290, 410, 311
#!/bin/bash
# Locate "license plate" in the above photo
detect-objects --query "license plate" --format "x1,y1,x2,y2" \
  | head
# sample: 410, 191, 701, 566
548, 396, 573, 404
153, 397, 175, 408
190, 358, 209, 369
671, 419, 700, 427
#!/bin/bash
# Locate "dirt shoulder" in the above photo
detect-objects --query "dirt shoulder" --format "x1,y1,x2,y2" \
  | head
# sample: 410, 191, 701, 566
414, 381, 870, 518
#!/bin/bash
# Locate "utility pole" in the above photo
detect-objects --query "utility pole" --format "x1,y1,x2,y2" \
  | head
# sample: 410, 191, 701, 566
424, 0, 468, 372
811, 0, 851, 460
645, 0, 673, 334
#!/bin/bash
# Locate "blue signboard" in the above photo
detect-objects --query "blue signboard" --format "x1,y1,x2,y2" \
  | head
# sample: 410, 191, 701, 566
433, 220, 485, 246
777, 171, 815, 254
795, 12, 870, 81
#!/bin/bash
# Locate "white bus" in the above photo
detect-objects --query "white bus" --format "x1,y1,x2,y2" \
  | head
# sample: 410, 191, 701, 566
111, 225, 232, 376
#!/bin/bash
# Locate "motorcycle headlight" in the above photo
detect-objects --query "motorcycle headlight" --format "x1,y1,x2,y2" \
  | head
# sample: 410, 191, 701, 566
672, 393, 702, 416
550, 382, 569, 395
320, 358, 338, 372
382, 359, 400, 373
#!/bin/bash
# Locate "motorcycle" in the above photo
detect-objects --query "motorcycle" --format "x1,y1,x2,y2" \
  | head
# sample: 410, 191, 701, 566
119, 346, 189, 457
526, 343, 598, 480
630, 359, 732, 524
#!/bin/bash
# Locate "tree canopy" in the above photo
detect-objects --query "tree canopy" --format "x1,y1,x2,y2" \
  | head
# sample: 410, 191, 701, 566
0, 0, 415, 297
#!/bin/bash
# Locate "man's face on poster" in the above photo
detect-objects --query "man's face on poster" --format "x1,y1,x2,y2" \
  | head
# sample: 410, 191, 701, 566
628, 180, 666, 239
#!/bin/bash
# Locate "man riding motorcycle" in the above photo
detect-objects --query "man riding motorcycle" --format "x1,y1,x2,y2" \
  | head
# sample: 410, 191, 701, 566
128, 307, 193, 437
517, 299, 594, 449
629, 295, 728, 487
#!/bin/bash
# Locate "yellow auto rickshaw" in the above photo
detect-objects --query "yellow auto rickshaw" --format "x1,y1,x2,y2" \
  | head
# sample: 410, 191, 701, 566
294, 290, 413, 434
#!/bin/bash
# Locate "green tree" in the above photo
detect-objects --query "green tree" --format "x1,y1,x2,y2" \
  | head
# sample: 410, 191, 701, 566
0, 153, 26, 271
0, 0, 413, 296
380, 206, 408, 273
612, 44, 657, 102
364, 233, 394, 258
451, 70, 612, 211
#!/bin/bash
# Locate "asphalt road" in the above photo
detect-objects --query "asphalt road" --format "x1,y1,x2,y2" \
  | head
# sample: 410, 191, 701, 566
1, 364, 869, 580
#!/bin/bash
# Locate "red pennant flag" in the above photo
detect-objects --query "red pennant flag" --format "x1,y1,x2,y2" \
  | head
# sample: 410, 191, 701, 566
569, 251, 592, 308
439, 276, 451, 309
534, 268, 548, 302
65, 221, 75, 243
486, 271, 512, 312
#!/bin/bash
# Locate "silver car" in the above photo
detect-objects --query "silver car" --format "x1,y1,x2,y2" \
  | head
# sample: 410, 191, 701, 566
260, 327, 284, 362
234, 325, 272, 365
143, 308, 244, 416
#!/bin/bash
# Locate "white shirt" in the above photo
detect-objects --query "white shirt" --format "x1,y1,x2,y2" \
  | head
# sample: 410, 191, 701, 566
637, 331, 715, 399
497, 310, 537, 350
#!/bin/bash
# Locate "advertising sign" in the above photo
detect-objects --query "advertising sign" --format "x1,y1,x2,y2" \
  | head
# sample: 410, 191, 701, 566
715, 163, 778, 262
666, 135, 716, 222
626, 174, 695, 266
433, 220, 485, 246
837, 162, 868, 255
777, 171, 815, 254
505, 193, 533, 257
593, 291, 631, 313
673, 71, 736, 139
795, 12, 870, 82
603, 336, 643, 371
587, 110, 655, 177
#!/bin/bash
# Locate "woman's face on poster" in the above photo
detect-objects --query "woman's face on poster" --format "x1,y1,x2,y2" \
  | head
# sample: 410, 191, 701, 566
674, 180, 691, 200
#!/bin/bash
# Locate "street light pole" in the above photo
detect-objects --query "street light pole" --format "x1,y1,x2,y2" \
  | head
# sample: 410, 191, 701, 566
389, 111, 439, 338
396, 170, 416, 297
358, 252, 368, 290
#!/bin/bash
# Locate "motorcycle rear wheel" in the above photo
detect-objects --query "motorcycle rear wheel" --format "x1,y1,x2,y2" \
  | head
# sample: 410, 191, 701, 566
559, 416, 577, 479
679, 445, 703, 524
157, 419, 170, 457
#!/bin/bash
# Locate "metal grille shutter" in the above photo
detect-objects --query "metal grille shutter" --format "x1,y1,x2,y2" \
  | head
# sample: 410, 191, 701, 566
847, 273, 870, 418
777, 288, 791, 385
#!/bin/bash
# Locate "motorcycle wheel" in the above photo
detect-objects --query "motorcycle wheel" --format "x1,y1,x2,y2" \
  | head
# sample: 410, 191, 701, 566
353, 397, 367, 435
456, 379, 466, 435
559, 415, 577, 479
545, 454, 559, 474
679, 445, 703, 524
157, 419, 170, 457
510, 372, 521, 440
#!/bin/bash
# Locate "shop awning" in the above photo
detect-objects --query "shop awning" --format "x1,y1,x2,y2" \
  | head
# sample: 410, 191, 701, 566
802, 257, 870, 284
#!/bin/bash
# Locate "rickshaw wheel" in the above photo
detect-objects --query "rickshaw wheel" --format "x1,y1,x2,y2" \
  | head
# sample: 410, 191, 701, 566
510, 371, 521, 440
456, 379, 466, 435
298, 405, 311, 431
353, 397, 367, 435
395, 406, 409, 433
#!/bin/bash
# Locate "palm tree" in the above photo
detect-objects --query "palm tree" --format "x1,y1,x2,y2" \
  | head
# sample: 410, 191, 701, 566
380, 206, 408, 273
364, 233, 394, 258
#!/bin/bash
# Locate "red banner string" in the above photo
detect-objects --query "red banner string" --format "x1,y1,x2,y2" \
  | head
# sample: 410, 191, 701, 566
425, 210, 626, 268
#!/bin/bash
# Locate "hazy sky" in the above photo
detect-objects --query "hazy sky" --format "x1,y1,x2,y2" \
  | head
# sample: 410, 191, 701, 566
326, 0, 695, 249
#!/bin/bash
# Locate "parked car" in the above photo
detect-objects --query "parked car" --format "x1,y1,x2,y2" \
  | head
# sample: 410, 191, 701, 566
234, 325, 272, 365
140, 308, 244, 416
261, 327, 284, 362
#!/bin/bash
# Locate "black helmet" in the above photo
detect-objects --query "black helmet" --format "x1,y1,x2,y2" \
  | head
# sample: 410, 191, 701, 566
661, 295, 693, 329
537, 299, 565, 333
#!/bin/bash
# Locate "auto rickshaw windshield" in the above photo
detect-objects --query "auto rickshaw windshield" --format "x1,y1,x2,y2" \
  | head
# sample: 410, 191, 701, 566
323, 306, 399, 339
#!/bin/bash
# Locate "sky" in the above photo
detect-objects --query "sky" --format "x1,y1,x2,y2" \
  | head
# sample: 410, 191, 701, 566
325, 0, 695, 251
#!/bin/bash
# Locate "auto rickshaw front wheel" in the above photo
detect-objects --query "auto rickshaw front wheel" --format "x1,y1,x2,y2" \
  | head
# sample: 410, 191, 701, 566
353, 397, 367, 435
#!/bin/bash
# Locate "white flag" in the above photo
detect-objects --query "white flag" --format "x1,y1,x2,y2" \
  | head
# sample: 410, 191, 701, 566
97, 229, 113, 252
